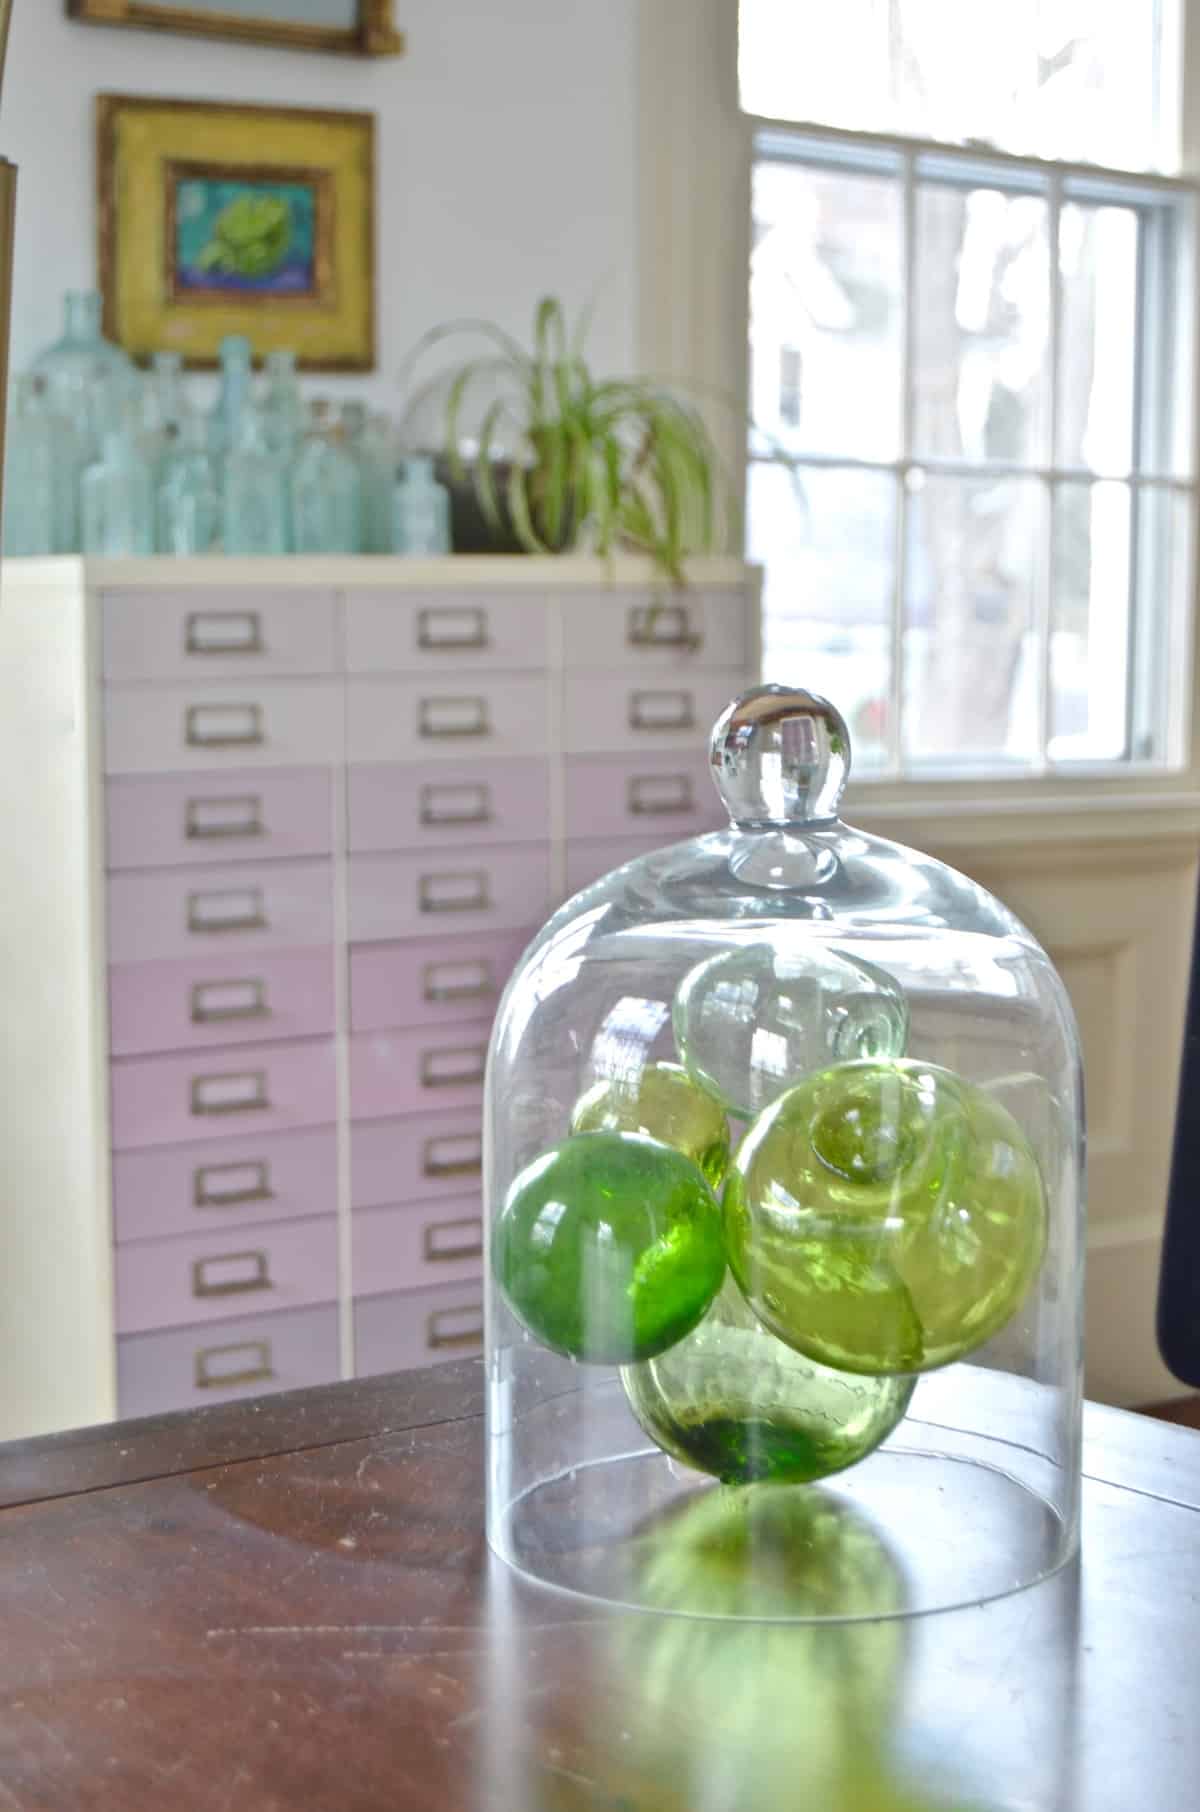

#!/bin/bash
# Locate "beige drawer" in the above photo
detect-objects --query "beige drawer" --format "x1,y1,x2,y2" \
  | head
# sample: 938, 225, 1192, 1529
104, 680, 344, 774
561, 589, 750, 669
563, 669, 741, 753
102, 588, 338, 682
345, 590, 550, 673
346, 673, 549, 763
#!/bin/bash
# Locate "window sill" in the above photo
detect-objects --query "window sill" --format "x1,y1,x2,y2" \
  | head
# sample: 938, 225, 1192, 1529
845, 779, 1200, 850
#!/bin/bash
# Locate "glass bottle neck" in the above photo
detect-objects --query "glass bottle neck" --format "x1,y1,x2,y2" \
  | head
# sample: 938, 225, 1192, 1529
64, 291, 103, 344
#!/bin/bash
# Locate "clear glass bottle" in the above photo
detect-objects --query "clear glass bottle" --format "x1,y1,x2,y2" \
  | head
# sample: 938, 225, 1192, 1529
393, 454, 451, 555
81, 423, 154, 555
222, 409, 289, 555
209, 334, 254, 466
289, 400, 362, 554
30, 289, 135, 463
355, 412, 397, 553
260, 349, 305, 460
3, 373, 84, 555
157, 416, 220, 555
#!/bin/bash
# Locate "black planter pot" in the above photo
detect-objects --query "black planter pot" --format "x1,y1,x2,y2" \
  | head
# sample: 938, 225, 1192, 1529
431, 455, 575, 555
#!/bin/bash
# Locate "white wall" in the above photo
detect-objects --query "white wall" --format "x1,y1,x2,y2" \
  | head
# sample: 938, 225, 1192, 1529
1, 1, 639, 411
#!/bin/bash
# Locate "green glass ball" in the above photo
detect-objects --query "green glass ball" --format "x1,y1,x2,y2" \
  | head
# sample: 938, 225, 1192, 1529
570, 1060, 731, 1186
724, 1059, 1047, 1375
621, 1277, 914, 1485
492, 1130, 726, 1364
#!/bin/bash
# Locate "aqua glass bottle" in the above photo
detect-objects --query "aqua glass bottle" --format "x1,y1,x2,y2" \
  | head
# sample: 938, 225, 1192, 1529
260, 349, 305, 460
355, 412, 397, 553
393, 454, 451, 555
209, 334, 254, 467
81, 424, 154, 556
222, 409, 289, 555
289, 400, 362, 553
3, 374, 85, 555
30, 289, 135, 464
157, 416, 220, 555
139, 350, 187, 474
340, 400, 368, 447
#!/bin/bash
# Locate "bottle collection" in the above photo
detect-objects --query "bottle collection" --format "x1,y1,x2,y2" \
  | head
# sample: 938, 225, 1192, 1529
5, 291, 451, 559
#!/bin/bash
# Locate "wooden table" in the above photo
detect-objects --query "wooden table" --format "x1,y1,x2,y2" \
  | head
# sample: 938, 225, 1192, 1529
0, 1362, 1197, 1810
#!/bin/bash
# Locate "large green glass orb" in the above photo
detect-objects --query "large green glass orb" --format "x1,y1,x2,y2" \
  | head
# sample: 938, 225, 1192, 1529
492, 1130, 726, 1364
673, 941, 909, 1121
724, 1059, 1047, 1375
571, 1060, 731, 1186
621, 1277, 914, 1485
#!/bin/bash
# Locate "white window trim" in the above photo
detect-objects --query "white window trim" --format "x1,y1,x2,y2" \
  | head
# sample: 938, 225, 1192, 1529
636, 0, 1200, 845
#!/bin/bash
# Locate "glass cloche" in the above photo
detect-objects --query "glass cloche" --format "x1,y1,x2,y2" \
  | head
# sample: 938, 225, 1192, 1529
485, 686, 1083, 1620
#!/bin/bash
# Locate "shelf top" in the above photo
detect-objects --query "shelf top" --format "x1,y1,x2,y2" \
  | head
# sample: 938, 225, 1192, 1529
1, 555, 760, 592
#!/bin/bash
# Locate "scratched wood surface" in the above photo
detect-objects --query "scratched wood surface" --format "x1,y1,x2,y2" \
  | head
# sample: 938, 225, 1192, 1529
0, 1362, 1197, 1810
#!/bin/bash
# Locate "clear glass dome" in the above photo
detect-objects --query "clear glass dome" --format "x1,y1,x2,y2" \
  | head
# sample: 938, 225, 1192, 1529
485, 685, 1084, 1621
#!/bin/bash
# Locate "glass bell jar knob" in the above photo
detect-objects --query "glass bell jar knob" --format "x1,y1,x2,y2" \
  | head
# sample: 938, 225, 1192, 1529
710, 683, 850, 828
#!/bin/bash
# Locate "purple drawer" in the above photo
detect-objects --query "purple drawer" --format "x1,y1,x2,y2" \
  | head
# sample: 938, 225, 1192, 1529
105, 680, 343, 775
563, 669, 741, 754
107, 859, 332, 964
106, 768, 333, 871
565, 833, 667, 897
351, 1111, 482, 1209
348, 757, 549, 853
345, 591, 550, 674
350, 1022, 490, 1120
564, 751, 725, 842
109, 949, 335, 1058
349, 843, 550, 942
353, 1197, 483, 1298
103, 587, 338, 682
115, 1214, 338, 1335
118, 1303, 340, 1418
349, 929, 530, 1034
354, 1283, 484, 1375
346, 673, 548, 764
110, 1037, 337, 1151
112, 1127, 337, 1245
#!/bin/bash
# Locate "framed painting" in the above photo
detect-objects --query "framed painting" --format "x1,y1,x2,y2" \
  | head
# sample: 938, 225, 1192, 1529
97, 95, 375, 370
69, 1, 403, 58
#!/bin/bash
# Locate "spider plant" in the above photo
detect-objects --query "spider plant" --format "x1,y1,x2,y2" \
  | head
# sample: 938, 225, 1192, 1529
398, 297, 735, 583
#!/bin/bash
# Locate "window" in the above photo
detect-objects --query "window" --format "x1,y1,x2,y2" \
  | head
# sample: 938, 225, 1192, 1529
741, 2, 1194, 776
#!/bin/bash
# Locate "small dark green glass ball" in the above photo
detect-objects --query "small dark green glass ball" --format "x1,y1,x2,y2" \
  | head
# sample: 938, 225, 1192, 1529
491, 1131, 727, 1365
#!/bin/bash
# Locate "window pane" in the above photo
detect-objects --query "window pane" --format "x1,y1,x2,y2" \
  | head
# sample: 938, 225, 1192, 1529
751, 161, 903, 461
1130, 484, 1191, 762
740, 0, 1174, 173
749, 462, 895, 769
903, 475, 1041, 764
912, 185, 1050, 466
1058, 206, 1138, 475
1050, 482, 1131, 759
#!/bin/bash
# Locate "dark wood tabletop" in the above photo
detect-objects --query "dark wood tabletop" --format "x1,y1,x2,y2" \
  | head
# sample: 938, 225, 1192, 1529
0, 1361, 1197, 1811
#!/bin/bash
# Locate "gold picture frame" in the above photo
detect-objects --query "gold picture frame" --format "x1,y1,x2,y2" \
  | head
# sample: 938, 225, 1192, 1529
69, 0, 403, 58
98, 95, 375, 371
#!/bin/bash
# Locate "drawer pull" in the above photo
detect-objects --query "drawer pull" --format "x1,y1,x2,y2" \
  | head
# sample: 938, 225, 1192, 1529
185, 794, 265, 842
194, 1159, 273, 1209
419, 870, 490, 915
426, 1302, 484, 1350
185, 610, 264, 657
185, 703, 265, 749
419, 695, 490, 739
192, 1250, 272, 1299
417, 606, 489, 652
629, 773, 695, 816
420, 781, 492, 828
420, 1044, 487, 1089
422, 1133, 483, 1179
187, 888, 267, 935
629, 690, 695, 732
190, 978, 269, 1024
628, 602, 702, 652
195, 1338, 275, 1390
423, 1215, 484, 1262
423, 958, 497, 1004
190, 1069, 270, 1117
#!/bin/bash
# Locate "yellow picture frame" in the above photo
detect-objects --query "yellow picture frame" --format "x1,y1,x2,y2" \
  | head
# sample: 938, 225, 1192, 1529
98, 94, 375, 371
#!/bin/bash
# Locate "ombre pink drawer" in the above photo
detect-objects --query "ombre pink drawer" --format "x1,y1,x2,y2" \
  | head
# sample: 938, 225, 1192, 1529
346, 673, 548, 764
354, 1283, 484, 1375
563, 669, 741, 753
118, 1304, 339, 1418
104, 680, 343, 775
107, 859, 332, 964
108, 949, 335, 1058
345, 591, 549, 674
115, 1214, 338, 1335
565, 834, 665, 897
110, 1037, 336, 1151
350, 1022, 490, 1120
562, 589, 750, 669
349, 844, 550, 942
353, 1197, 483, 1298
103, 588, 338, 682
351, 1110, 482, 1209
350, 929, 530, 1034
348, 757, 549, 853
565, 751, 724, 841
113, 1127, 337, 1244
106, 768, 333, 871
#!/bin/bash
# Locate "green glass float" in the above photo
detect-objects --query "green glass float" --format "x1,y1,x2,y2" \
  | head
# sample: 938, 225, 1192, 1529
622, 1276, 914, 1484
674, 940, 909, 1120
724, 1058, 1048, 1375
491, 1130, 726, 1364
570, 1059, 731, 1186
